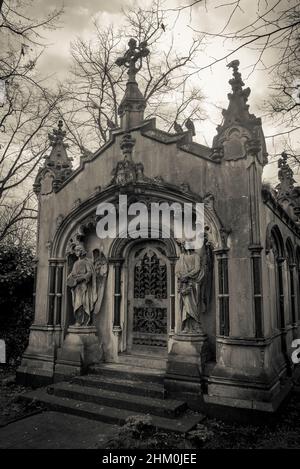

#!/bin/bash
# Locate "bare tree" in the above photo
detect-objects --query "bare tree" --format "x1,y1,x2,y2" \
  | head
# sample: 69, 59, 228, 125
1, 0, 62, 84
0, 193, 37, 246
60, 0, 205, 154
171, 0, 300, 166
0, 80, 65, 244
0, 0, 63, 245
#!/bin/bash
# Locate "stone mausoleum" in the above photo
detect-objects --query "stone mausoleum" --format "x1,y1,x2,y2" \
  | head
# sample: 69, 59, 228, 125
18, 39, 300, 416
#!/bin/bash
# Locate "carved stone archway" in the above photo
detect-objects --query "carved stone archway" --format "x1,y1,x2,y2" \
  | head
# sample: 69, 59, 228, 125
109, 233, 178, 355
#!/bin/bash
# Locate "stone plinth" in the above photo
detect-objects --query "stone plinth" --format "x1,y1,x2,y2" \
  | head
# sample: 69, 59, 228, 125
205, 335, 292, 412
164, 332, 208, 396
54, 326, 102, 382
16, 325, 62, 387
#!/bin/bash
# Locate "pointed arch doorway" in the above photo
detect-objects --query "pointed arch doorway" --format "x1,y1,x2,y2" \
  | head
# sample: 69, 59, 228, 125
127, 241, 172, 356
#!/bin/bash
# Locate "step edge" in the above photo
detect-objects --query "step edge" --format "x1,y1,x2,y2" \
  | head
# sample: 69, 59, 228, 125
51, 382, 186, 409
89, 366, 165, 382
91, 364, 165, 373
72, 376, 165, 390
119, 353, 167, 360
21, 391, 200, 432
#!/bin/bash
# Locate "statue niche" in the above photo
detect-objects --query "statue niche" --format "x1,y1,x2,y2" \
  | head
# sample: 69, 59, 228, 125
67, 243, 108, 327
175, 237, 213, 334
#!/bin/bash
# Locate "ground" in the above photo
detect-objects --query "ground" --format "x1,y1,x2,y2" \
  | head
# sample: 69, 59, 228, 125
0, 366, 300, 449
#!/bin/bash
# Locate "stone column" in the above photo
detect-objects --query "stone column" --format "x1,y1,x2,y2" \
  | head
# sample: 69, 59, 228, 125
169, 259, 176, 333
249, 245, 264, 338
112, 260, 123, 333
288, 263, 297, 326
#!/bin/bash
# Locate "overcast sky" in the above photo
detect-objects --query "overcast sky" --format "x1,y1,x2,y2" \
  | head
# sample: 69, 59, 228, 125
30, 0, 299, 183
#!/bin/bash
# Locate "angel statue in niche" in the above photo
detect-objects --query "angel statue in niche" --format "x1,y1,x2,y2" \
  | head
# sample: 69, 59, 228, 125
175, 234, 212, 334
67, 243, 108, 326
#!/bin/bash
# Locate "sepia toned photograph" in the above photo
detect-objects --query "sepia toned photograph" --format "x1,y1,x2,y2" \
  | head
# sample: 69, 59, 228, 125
0, 0, 300, 454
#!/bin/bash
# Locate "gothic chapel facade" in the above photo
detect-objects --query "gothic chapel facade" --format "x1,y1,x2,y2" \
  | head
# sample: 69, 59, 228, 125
18, 40, 300, 414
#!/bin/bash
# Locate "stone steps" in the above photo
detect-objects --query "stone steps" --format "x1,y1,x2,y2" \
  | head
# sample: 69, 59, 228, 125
20, 357, 205, 434
49, 382, 185, 418
21, 388, 202, 433
90, 363, 165, 384
72, 375, 166, 399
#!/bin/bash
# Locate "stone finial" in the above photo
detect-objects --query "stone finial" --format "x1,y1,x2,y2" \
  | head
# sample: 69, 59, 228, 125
46, 120, 72, 167
277, 152, 296, 198
48, 119, 66, 147
222, 59, 261, 129
227, 60, 244, 93
185, 118, 196, 136
34, 120, 73, 195
116, 39, 150, 130
211, 60, 264, 162
276, 152, 300, 223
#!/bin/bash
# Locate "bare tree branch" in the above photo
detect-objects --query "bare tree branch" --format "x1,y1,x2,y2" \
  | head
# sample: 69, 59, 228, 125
0, 0, 64, 245
62, 0, 205, 155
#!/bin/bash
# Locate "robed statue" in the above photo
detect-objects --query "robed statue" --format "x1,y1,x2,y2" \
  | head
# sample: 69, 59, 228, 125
176, 239, 212, 333
67, 244, 108, 326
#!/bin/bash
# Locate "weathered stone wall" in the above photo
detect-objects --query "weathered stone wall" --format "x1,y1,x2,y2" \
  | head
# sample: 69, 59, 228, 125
260, 199, 300, 362
19, 110, 300, 409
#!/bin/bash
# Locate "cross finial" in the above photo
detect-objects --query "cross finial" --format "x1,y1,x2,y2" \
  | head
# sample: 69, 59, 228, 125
116, 38, 150, 81
115, 39, 150, 130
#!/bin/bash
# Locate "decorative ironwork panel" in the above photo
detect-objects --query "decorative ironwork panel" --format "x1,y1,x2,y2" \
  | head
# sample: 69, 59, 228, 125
131, 247, 169, 348
134, 250, 167, 299
133, 307, 167, 334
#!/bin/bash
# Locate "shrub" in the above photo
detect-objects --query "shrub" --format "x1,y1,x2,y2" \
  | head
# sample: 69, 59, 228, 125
0, 244, 34, 366
106, 415, 194, 449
